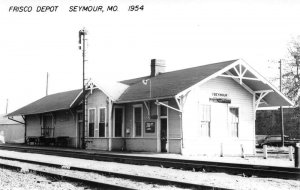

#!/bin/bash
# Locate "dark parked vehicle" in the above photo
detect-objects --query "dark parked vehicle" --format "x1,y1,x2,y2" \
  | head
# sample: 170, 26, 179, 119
257, 135, 300, 147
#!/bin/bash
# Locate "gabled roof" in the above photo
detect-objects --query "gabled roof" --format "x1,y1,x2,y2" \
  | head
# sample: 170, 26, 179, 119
87, 74, 129, 101
118, 59, 293, 108
7, 59, 294, 116
7, 89, 82, 116
118, 60, 237, 102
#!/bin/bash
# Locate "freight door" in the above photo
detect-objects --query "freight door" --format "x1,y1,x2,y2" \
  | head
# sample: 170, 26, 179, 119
114, 108, 123, 137
160, 118, 168, 152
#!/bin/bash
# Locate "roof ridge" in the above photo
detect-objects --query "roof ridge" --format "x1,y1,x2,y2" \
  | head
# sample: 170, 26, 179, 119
45, 88, 82, 97
120, 59, 239, 84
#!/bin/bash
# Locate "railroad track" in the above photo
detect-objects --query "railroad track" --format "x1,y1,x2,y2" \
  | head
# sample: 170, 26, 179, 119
0, 155, 229, 190
0, 160, 133, 190
0, 144, 299, 180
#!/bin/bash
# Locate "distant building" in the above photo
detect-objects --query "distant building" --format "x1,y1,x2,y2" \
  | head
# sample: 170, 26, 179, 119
256, 108, 300, 139
7, 59, 293, 155
0, 114, 24, 143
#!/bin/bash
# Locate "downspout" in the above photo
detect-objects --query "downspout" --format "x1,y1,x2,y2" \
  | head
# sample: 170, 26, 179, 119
107, 98, 113, 151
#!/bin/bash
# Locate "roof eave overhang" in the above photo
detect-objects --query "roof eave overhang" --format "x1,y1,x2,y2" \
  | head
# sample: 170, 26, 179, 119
69, 90, 83, 108
7, 107, 72, 117
241, 59, 294, 107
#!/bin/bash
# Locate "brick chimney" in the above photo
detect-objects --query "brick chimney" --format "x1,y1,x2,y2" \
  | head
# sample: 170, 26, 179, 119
151, 59, 166, 77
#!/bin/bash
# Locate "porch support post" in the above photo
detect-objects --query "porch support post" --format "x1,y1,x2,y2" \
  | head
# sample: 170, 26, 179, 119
156, 102, 161, 153
22, 115, 26, 144
108, 99, 113, 151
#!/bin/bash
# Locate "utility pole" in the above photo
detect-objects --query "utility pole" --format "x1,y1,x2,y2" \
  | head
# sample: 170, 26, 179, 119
79, 28, 87, 149
46, 72, 49, 96
279, 59, 285, 147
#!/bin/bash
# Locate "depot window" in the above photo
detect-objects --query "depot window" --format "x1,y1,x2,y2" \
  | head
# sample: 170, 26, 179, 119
199, 104, 211, 137
133, 105, 143, 137
99, 108, 106, 137
229, 107, 239, 138
88, 109, 95, 137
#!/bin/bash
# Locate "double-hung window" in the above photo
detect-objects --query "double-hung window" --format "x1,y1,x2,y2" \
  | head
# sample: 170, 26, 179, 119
199, 104, 211, 137
99, 108, 106, 137
133, 105, 143, 137
88, 109, 95, 137
229, 107, 239, 137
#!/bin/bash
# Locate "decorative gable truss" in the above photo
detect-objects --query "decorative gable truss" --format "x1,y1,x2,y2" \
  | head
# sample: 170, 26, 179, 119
219, 60, 274, 111
177, 59, 293, 113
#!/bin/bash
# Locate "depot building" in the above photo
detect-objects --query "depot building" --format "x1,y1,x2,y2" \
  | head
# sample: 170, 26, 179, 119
7, 59, 293, 156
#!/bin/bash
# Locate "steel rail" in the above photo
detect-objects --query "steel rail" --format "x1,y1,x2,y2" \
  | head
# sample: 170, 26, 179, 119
0, 144, 299, 180
0, 155, 229, 190
0, 161, 134, 190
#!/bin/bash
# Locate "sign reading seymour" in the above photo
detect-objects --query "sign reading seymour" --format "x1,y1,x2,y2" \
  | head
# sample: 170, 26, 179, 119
210, 92, 231, 103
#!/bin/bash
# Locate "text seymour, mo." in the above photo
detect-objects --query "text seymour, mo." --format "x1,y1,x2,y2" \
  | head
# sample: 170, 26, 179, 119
8, 5, 144, 12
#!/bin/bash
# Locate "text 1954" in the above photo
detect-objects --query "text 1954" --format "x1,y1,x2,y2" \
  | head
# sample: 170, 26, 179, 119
128, 5, 144, 11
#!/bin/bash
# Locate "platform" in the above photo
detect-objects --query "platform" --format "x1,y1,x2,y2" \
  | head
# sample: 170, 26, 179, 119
0, 143, 294, 168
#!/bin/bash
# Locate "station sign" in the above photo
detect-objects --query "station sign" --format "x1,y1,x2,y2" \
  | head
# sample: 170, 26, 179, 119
145, 122, 155, 133
209, 92, 231, 103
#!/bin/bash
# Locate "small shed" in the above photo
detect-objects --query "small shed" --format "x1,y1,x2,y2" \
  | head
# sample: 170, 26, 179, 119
0, 114, 25, 143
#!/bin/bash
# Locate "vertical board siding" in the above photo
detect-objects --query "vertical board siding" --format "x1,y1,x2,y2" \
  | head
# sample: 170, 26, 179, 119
182, 77, 255, 155
54, 111, 76, 137
54, 110, 77, 146
26, 115, 41, 136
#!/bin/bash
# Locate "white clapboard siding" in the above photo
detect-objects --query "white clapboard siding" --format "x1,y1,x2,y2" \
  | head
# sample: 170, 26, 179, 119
182, 76, 255, 155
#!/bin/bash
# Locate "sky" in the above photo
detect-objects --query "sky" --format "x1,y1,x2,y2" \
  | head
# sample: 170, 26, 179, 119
0, 0, 300, 113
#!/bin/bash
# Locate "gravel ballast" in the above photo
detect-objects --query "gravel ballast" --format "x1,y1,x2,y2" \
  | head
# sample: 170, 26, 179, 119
0, 167, 86, 190
0, 149, 299, 190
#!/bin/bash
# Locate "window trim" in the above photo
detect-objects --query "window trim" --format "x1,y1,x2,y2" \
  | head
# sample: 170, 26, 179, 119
198, 104, 211, 138
98, 107, 106, 138
133, 104, 143, 137
88, 108, 96, 138
228, 106, 239, 138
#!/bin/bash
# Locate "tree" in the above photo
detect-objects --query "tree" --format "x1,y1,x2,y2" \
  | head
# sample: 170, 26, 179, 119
281, 36, 300, 107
